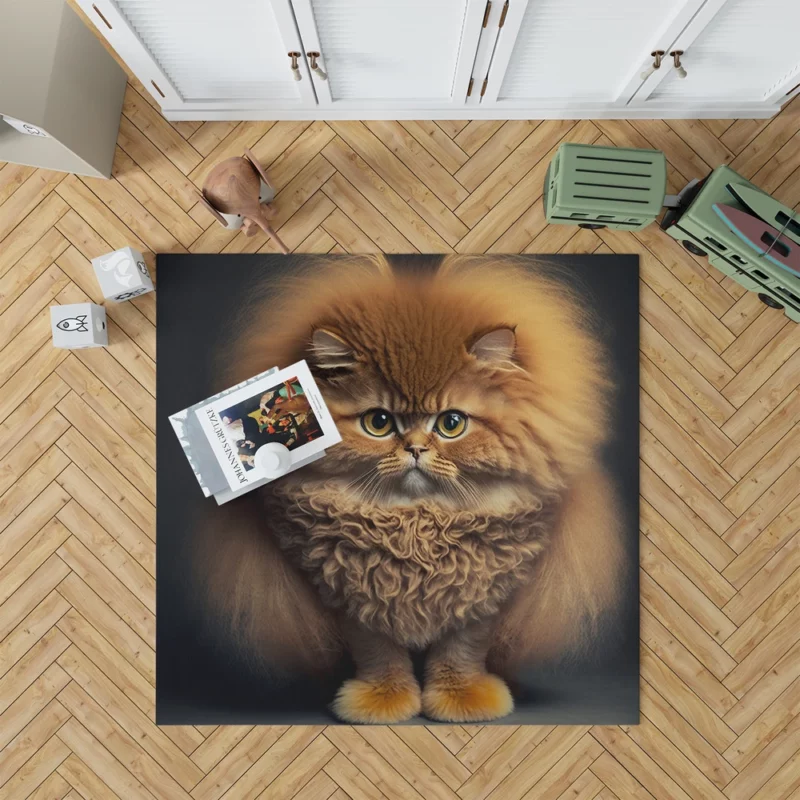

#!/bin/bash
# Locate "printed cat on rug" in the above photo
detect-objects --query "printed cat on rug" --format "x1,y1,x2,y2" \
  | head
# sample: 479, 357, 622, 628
193, 255, 626, 723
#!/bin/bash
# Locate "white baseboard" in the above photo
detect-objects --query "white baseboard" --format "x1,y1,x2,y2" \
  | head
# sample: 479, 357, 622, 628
162, 103, 780, 122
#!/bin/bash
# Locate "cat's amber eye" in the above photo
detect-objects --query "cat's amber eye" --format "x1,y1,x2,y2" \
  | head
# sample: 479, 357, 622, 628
435, 410, 468, 439
361, 409, 395, 437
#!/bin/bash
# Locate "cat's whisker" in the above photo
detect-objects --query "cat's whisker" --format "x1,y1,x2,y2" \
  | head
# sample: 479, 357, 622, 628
453, 473, 487, 507
449, 480, 472, 506
369, 476, 391, 507
372, 478, 390, 507
343, 466, 379, 493
358, 471, 382, 501
359, 468, 393, 506
346, 466, 398, 508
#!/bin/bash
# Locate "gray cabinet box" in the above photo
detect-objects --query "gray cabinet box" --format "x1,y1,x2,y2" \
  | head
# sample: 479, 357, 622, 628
0, 0, 127, 178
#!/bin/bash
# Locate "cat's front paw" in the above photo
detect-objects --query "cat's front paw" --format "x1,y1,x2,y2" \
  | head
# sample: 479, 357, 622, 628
422, 672, 514, 723
332, 675, 422, 724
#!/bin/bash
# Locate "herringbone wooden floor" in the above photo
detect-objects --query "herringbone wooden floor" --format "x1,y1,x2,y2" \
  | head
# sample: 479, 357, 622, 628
2, 57, 800, 799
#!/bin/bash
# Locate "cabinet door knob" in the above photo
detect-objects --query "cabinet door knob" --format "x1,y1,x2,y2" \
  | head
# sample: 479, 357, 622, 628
640, 51, 665, 81
307, 52, 328, 81
670, 50, 687, 79
288, 52, 302, 81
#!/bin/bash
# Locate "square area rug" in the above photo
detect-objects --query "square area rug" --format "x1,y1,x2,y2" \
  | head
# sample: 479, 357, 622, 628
156, 254, 639, 725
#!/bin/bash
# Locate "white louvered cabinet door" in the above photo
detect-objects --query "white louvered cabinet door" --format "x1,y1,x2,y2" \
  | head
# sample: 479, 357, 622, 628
479, 0, 706, 109
633, 0, 800, 108
75, 0, 317, 112
289, 0, 487, 108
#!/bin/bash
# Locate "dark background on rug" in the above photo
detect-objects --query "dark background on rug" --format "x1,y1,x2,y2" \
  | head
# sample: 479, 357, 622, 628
156, 254, 640, 725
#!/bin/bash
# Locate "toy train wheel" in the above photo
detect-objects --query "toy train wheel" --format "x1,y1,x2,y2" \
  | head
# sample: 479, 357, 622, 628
682, 240, 707, 257
578, 223, 606, 230
758, 293, 784, 310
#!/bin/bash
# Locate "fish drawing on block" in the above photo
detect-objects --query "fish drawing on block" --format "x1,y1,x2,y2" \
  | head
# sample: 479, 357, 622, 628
56, 315, 89, 333
713, 203, 800, 278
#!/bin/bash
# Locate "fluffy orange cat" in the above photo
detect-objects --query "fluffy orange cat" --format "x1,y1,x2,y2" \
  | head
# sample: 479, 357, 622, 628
192, 254, 625, 723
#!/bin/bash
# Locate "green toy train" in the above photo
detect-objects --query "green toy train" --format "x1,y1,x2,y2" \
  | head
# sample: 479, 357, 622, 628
544, 143, 800, 322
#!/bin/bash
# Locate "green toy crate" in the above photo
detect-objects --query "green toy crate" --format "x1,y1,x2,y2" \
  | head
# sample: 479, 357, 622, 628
544, 143, 667, 231
661, 164, 800, 323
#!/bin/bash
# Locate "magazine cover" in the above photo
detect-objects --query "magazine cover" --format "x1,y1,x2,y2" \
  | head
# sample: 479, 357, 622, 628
194, 360, 341, 491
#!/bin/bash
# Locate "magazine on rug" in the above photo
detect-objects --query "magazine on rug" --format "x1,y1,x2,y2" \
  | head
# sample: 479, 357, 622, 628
195, 360, 340, 491
169, 360, 341, 503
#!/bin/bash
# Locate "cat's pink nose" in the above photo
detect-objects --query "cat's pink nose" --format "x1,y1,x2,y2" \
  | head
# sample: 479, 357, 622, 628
404, 445, 428, 460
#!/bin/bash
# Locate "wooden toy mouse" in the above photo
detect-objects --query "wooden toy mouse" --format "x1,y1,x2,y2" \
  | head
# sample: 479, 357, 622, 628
198, 148, 289, 254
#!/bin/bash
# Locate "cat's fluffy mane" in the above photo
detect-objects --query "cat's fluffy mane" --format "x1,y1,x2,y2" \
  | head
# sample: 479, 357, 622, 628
192, 255, 626, 673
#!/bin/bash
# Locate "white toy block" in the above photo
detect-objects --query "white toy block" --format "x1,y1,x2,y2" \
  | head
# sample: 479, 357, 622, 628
1, 115, 50, 137
51, 303, 107, 349
91, 246, 154, 302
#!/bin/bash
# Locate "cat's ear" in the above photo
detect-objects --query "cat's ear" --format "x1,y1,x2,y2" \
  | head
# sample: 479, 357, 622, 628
310, 328, 358, 370
469, 328, 516, 364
